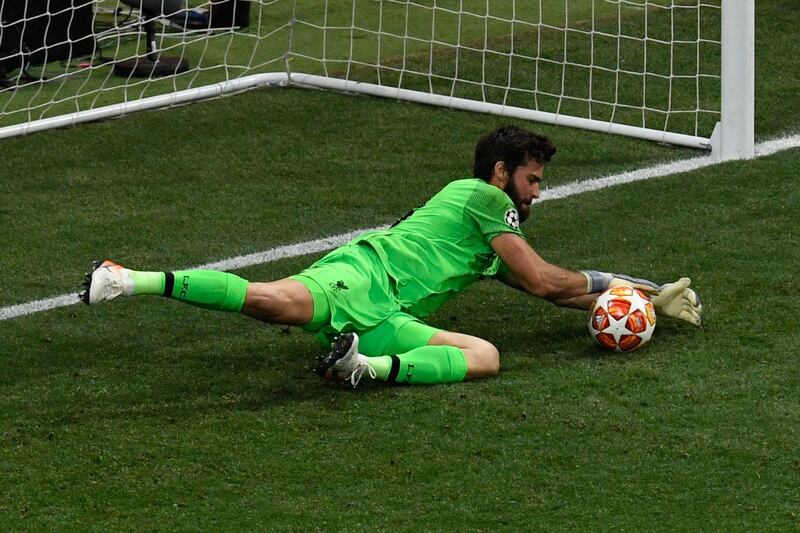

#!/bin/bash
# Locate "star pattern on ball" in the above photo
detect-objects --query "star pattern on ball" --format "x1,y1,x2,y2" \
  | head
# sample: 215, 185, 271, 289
588, 287, 656, 352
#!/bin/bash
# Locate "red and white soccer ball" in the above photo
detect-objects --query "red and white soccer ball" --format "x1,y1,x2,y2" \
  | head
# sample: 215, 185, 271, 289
588, 285, 657, 352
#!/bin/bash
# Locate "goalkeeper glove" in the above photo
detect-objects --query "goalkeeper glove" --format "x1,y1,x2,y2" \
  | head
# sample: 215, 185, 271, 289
580, 270, 703, 326
650, 277, 703, 326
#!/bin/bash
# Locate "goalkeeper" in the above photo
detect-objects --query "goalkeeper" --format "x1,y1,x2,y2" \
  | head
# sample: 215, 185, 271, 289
81, 125, 702, 388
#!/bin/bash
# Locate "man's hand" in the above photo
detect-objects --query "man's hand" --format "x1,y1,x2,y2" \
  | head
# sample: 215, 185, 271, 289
650, 277, 703, 326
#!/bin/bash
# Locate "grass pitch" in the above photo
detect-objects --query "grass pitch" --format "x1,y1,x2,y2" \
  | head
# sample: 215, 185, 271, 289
1, 1, 800, 530
2, 92, 799, 530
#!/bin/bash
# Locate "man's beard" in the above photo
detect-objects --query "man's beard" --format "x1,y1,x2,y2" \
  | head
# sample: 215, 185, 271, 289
505, 178, 530, 223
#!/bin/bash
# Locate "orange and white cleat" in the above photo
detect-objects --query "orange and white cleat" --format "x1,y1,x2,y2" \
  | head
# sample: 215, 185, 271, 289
79, 260, 134, 305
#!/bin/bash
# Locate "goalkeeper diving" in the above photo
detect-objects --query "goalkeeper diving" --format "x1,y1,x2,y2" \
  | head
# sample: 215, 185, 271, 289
81, 125, 702, 387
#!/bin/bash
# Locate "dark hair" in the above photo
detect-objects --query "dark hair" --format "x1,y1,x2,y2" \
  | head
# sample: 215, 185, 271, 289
472, 125, 557, 181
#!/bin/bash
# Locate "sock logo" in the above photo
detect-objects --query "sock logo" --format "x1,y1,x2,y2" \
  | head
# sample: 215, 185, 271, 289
180, 276, 190, 298
403, 363, 414, 383
329, 280, 349, 292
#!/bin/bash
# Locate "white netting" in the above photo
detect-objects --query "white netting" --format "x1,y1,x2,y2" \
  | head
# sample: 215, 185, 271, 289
289, 0, 722, 140
1, 0, 724, 146
0, 0, 289, 131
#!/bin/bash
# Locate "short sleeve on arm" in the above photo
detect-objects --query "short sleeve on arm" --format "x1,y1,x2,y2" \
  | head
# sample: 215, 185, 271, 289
464, 183, 525, 242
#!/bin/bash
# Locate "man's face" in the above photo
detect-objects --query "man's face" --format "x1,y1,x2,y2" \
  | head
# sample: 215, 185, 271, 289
504, 159, 544, 223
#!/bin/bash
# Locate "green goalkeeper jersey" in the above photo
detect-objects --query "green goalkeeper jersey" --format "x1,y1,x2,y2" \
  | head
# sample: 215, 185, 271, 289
353, 178, 524, 317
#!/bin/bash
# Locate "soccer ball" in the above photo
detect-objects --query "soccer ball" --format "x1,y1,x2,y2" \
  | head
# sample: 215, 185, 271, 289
588, 285, 656, 352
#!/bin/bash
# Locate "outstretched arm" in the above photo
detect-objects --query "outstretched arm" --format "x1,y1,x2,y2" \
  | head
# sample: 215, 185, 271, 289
490, 233, 702, 325
490, 233, 589, 301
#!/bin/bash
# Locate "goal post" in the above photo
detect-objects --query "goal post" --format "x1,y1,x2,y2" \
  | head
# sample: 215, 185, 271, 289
713, 1, 755, 160
0, 0, 754, 160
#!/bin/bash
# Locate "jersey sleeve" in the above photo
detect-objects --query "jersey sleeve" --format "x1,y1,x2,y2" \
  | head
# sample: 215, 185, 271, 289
482, 255, 513, 279
464, 183, 525, 242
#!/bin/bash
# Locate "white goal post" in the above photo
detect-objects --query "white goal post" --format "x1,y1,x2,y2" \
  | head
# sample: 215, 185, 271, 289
0, 0, 754, 160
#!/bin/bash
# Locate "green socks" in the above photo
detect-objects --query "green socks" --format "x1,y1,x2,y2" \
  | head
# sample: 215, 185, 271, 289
367, 345, 468, 384
127, 268, 467, 384
130, 269, 248, 312
129, 271, 165, 295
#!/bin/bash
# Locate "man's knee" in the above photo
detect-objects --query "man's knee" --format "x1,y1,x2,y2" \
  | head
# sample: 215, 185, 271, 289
242, 279, 314, 325
429, 331, 499, 379
467, 339, 500, 378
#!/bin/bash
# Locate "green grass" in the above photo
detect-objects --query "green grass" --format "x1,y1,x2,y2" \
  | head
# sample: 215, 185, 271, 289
2, 90, 800, 529
1, 0, 800, 530
1, 132, 799, 528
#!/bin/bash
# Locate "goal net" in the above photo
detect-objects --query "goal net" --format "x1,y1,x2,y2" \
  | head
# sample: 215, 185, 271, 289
0, 0, 753, 158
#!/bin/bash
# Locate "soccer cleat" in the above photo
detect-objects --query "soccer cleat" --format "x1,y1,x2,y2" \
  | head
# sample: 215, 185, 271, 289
314, 332, 376, 388
343, 355, 378, 387
314, 332, 359, 377
79, 259, 134, 305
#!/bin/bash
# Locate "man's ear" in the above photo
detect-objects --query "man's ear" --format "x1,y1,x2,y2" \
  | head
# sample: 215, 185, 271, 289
493, 160, 508, 183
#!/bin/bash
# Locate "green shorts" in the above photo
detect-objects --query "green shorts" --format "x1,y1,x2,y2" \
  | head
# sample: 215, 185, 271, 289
290, 243, 440, 356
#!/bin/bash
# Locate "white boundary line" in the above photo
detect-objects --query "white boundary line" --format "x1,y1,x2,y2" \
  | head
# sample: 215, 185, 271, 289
2, 133, 798, 322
